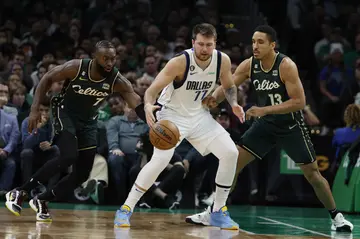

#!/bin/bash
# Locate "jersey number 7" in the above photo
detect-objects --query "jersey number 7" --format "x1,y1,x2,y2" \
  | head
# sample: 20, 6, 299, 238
194, 90, 208, 101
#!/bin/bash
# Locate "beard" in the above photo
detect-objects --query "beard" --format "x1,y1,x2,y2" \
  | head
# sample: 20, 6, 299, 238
194, 50, 212, 62
94, 60, 112, 78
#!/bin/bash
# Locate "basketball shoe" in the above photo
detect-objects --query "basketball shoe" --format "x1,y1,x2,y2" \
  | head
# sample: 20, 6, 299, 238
29, 197, 52, 222
186, 206, 239, 230
5, 189, 27, 216
331, 213, 353, 232
114, 205, 132, 227
185, 206, 211, 226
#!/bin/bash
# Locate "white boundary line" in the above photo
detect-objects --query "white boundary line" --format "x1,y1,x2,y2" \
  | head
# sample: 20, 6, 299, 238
258, 216, 331, 238
238, 228, 255, 235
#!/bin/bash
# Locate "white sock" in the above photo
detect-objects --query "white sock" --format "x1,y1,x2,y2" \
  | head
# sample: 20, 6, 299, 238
207, 133, 238, 212
213, 185, 231, 212
124, 184, 146, 211
123, 147, 175, 211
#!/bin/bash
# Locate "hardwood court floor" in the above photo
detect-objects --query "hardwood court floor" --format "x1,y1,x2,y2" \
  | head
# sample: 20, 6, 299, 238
0, 203, 358, 238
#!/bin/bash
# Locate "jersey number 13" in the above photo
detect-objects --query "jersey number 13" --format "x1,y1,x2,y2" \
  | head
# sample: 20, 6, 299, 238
268, 93, 283, 105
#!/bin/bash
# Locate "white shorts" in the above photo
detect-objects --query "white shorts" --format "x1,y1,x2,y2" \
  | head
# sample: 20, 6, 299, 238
156, 108, 228, 155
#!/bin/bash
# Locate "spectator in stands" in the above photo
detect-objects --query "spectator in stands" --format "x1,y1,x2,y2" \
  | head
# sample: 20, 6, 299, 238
108, 93, 125, 117
333, 104, 360, 159
106, 105, 148, 203
98, 93, 125, 122
20, 96, 60, 196
9, 83, 30, 125
353, 64, 360, 115
135, 76, 152, 101
0, 43, 12, 78
319, 42, 355, 133
9, 84, 30, 114
0, 82, 19, 195
0, 82, 17, 116
344, 33, 360, 69
142, 56, 158, 81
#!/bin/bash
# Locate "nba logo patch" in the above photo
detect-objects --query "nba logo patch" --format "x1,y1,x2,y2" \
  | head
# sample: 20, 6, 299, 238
255, 64, 258, 69
272, 70, 278, 76
102, 83, 110, 90
190, 65, 195, 71
81, 71, 86, 76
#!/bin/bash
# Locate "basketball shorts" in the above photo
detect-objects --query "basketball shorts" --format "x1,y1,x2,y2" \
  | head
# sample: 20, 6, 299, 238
156, 108, 228, 155
239, 118, 316, 164
52, 105, 97, 151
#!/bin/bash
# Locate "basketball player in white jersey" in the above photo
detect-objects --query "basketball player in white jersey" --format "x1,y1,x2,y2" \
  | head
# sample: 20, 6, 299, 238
114, 23, 244, 230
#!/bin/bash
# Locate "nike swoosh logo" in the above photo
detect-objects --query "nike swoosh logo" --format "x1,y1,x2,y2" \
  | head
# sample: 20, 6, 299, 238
79, 77, 88, 81
190, 72, 197, 75
289, 124, 297, 129
253, 70, 262, 73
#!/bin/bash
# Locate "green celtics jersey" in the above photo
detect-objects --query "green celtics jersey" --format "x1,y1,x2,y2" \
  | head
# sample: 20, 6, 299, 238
250, 52, 302, 125
52, 59, 117, 123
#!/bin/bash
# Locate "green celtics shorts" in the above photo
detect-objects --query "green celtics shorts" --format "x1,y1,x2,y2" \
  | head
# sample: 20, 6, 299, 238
239, 118, 316, 164
52, 105, 97, 151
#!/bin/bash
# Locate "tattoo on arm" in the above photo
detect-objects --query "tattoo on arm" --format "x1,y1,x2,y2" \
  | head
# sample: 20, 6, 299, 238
224, 85, 238, 106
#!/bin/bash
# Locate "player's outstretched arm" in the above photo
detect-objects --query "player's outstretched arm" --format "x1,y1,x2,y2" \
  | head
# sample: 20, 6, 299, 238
144, 55, 185, 105
263, 58, 306, 115
219, 53, 238, 106
32, 59, 80, 111
143, 55, 185, 126
113, 72, 141, 109
218, 53, 245, 123
29, 60, 80, 133
212, 58, 251, 103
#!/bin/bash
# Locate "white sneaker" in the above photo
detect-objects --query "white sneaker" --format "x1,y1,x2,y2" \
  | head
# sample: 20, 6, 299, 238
185, 206, 211, 226
201, 192, 215, 206
331, 213, 353, 232
29, 198, 52, 222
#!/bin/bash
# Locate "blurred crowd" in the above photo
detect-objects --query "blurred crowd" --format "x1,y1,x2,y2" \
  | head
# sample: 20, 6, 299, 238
0, 0, 359, 208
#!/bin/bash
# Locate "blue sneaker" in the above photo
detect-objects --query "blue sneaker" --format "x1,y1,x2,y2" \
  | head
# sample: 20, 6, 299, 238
114, 205, 132, 228
210, 206, 239, 230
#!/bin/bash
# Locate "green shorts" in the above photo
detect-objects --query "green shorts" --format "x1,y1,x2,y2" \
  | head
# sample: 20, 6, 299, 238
52, 105, 97, 150
239, 118, 316, 164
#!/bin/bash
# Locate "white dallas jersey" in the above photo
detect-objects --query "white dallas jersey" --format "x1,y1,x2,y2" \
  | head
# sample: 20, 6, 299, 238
157, 49, 222, 117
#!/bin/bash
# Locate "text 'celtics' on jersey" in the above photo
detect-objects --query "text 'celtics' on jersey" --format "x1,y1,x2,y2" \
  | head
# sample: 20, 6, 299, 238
51, 59, 117, 125
250, 52, 303, 126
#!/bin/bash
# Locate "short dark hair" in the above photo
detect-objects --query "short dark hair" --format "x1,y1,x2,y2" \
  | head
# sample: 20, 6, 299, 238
254, 25, 277, 42
95, 40, 115, 51
192, 23, 217, 40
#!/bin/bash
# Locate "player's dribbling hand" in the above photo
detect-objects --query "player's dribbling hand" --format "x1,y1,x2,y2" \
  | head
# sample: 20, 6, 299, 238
28, 109, 41, 133
144, 103, 160, 127
232, 104, 245, 123
202, 95, 218, 109
246, 106, 267, 120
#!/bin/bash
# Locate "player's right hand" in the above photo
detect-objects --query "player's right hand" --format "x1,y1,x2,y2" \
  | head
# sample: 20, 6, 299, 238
144, 103, 160, 127
28, 109, 41, 133
202, 95, 218, 109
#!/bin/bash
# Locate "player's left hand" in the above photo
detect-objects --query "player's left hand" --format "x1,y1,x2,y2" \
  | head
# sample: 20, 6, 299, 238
202, 95, 218, 109
246, 106, 267, 120
231, 104, 245, 123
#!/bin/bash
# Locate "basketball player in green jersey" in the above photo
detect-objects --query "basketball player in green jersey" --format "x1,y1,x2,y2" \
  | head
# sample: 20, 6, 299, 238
5, 40, 141, 222
187, 25, 353, 232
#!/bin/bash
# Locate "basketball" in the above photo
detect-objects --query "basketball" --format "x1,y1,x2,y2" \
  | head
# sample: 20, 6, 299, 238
149, 120, 180, 150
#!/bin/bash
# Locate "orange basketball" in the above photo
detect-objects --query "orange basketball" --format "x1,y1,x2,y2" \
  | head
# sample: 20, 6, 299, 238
149, 120, 180, 150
